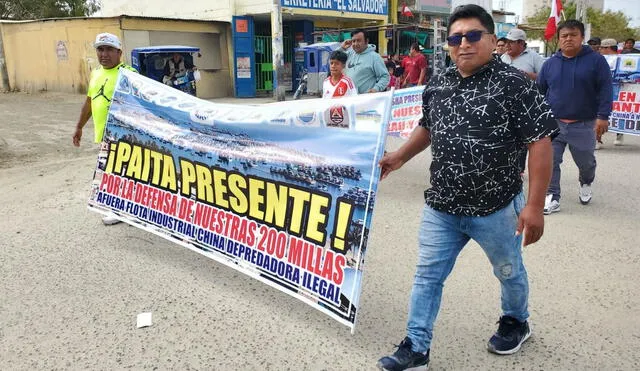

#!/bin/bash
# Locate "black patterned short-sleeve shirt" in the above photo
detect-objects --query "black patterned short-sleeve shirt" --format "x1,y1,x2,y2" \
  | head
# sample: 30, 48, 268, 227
420, 59, 558, 216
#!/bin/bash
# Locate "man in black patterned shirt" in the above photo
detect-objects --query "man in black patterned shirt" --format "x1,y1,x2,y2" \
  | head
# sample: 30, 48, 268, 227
376, 5, 558, 370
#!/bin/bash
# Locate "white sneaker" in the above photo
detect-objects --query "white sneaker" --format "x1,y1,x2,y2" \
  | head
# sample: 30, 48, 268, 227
544, 194, 560, 215
614, 134, 623, 146
102, 215, 122, 226
579, 184, 592, 205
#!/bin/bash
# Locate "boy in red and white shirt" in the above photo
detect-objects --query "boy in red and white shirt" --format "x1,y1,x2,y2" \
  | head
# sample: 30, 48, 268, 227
323, 50, 358, 99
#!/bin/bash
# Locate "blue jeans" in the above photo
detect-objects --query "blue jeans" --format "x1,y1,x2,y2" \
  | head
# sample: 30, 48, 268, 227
407, 193, 529, 353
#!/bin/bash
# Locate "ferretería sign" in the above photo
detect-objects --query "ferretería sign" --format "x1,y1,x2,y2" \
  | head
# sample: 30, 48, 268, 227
281, 0, 387, 16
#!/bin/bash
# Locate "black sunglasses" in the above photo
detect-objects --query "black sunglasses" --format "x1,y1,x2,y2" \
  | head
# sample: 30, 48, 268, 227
447, 30, 491, 46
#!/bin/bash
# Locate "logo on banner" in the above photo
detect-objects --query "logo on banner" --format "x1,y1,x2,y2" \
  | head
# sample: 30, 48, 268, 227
326, 105, 349, 128
176, 101, 197, 110
190, 108, 217, 124
117, 75, 131, 94
295, 111, 319, 127
268, 110, 290, 126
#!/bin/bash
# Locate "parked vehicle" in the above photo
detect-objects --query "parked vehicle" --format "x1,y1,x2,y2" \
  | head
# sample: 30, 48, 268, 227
131, 46, 201, 96
293, 42, 341, 96
293, 69, 308, 100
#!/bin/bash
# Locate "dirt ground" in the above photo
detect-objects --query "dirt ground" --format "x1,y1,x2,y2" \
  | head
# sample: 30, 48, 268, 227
1, 91, 640, 370
0, 92, 97, 169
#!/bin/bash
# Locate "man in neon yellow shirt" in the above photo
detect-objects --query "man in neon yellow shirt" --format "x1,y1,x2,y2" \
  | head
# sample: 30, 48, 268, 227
73, 32, 136, 225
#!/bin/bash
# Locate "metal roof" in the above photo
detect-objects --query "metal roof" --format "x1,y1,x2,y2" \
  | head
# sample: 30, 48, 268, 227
132, 45, 200, 53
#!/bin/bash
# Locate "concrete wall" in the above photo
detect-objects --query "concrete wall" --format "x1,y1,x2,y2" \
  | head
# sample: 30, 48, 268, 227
235, 0, 271, 16
0, 18, 121, 94
0, 17, 233, 98
0, 24, 11, 91
100, 0, 234, 22
101, 0, 274, 21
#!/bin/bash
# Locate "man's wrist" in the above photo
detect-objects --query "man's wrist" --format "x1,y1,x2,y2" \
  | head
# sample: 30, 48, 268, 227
524, 202, 544, 212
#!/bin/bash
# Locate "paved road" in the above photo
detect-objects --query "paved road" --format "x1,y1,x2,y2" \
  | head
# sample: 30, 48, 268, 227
1, 92, 639, 370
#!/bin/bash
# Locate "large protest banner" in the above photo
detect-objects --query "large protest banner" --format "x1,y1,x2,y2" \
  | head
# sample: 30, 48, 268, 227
605, 54, 640, 136
610, 82, 640, 136
387, 86, 424, 139
87, 69, 391, 330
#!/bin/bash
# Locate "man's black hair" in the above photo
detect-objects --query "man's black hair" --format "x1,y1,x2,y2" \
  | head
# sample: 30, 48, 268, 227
588, 37, 601, 45
385, 60, 396, 70
352, 29, 368, 41
330, 50, 348, 64
447, 4, 495, 34
497, 37, 508, 43
410, 42, 420, 52
557, 20, 585, 37
626, 38, 636, 44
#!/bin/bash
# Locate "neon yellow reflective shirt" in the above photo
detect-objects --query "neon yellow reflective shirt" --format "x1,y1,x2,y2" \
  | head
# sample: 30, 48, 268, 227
87, 63, 137, 143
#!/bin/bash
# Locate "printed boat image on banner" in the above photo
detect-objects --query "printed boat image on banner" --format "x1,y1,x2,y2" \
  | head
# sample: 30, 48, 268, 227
87, 69, 392, 330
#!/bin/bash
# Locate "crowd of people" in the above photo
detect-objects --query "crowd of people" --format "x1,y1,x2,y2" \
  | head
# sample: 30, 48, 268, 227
322, 31, 431, 99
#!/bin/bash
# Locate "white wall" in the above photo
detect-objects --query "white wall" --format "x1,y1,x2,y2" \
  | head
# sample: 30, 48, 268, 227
235, 0, 271, 16
528, 39, 546, 56
100, 0, 236, 22
101, 0, 275, 22
450, 0, 492, 13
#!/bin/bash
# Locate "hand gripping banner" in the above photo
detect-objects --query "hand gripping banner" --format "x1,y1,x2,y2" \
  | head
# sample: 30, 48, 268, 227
88, 69, 391, 330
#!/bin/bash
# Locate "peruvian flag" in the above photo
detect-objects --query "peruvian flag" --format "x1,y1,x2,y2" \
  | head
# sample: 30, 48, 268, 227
544, 0, 563, 40
401, 3, 414, 17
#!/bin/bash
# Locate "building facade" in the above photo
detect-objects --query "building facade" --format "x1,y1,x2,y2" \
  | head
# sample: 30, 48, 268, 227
0, 16, 233, 98
102, 0, 389, 96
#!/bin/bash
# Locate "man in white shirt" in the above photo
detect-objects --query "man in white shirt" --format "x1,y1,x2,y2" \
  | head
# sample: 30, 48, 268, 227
323, 50, 358, 99
501, 29, 545, 80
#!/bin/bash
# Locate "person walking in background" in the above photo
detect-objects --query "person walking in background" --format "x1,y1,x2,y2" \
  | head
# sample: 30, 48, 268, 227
322, 50, 357, 99
501, 29, 545, 80
341, 30, 390, 93
587, 37, 601, 52
536, 20, 612, 215
501, 28, 547, 174
598, 38, 624, 148
495, 37, 508, 57
402, 42, 428, 87
72, 33, 137, 225
376, 5, 558, 370
385, 60, 401, 91
621, 38, 640, 54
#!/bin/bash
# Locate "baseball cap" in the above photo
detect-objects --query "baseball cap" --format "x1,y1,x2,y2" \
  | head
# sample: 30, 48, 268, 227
506, 29, 527, 41
94, 33, 122, 50
601, 38, 617, 47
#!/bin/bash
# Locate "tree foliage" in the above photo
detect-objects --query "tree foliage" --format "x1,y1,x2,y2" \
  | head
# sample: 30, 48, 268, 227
0, 0, 100, 20
523, 1, 640, 55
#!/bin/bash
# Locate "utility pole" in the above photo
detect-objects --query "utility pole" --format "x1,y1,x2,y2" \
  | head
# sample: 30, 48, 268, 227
575, 0, 591, 42
0, 25, 11, 92
433, 18, 441, 76
271, 0, 286, 101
